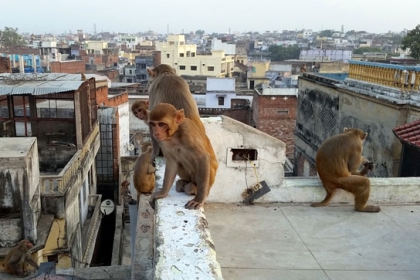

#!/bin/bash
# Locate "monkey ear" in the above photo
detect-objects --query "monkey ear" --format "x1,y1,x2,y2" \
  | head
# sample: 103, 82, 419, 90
362, 133, 367, 140
343, 127, 349, 132
147, 68, 154, 76
174, 109, 185, 125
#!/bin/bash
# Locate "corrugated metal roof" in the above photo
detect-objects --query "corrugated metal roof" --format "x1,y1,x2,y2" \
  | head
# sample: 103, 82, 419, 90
0, 73, 88, 95
393, 119, 420, 148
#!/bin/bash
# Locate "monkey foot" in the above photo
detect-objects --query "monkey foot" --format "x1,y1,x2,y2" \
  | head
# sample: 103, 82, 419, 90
176, 180, 190, 192
185, 200, 203, 210
310, 202, 328, 207
356, 205, 381, 212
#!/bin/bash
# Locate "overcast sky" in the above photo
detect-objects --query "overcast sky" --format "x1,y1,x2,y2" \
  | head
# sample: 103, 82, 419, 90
1, 0, 419, 35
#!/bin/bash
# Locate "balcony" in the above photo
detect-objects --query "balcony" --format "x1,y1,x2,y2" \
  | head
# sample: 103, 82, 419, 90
348, 60, 420, 91
40, 123, 100, 195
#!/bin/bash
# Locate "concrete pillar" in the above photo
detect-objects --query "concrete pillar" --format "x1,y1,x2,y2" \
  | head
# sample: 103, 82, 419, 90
32, 55, 37, 73
19, 55, 24, 73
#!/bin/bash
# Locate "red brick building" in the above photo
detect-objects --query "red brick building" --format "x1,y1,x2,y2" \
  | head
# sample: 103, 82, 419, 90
0, 57, 11, 73
50, 60, 85, 73
252, 89, 298, 159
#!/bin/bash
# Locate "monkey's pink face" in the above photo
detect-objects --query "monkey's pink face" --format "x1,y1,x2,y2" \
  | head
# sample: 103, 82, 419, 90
149, 122, 170, 141
133, 108, 147, 120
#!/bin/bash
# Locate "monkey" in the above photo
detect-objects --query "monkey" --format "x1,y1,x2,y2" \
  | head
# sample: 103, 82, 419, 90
120, 180, 132, 204
148, 103, 218, 210
131, 100, 150, 121
3, 239, 39, 277
133, 144, 156, 201
146, 63, 176, 80
311, 127, 381, 212
140, 141, 152, 153
145, 64, 208, 160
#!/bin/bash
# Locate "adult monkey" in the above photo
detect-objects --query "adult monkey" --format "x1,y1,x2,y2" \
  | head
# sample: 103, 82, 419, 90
311, 128, 381, 212
3, 239, 39, 277
145, 64, 206, 159
148, 103, 218, 209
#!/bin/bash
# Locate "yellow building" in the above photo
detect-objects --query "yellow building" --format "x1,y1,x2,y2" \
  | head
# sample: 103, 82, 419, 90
156, 35, 234, 77
83, 41, 108, 55
247, 59, 270, 89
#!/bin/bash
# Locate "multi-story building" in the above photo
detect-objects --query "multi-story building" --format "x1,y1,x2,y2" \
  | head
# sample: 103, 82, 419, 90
0, 73, 103, 269
155, 35, 234, 77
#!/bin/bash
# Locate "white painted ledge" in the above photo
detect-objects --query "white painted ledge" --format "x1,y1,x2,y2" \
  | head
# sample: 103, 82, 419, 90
153, 158, 223, 280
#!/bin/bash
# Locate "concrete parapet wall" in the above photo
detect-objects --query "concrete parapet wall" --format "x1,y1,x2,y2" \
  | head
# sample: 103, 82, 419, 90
152, 159, 223, 280
238, 177, 420, 205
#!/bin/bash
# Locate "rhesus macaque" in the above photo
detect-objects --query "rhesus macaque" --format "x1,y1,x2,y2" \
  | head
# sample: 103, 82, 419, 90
148, 103, 218, 209
145, 64, 207, 160
3, 239, 39, 277
120, 180, 132, 204
131, 100, 150, 121
133, 145, 156, 200
141, 141, 152, 153
312, 128, 380, 212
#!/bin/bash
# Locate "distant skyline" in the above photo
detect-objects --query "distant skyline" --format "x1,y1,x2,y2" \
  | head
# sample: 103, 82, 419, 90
1, 0, 419, 35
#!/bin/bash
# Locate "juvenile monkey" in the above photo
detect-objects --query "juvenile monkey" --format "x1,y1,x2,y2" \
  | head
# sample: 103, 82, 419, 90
312, 128, 380, 212
148, 103, 218, 210
133, 145, 156, 200
120, 180, 132, 204
146, 64, 207, 159
3, 239, 39, 277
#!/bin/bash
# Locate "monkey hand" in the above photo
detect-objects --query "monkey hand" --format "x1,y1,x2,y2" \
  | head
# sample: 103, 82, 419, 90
185, 199, 203, 210
362, 161, 374, 171
149, 190, 168, 209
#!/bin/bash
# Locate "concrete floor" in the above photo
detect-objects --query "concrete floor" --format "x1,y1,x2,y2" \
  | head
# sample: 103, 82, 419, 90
205, 203, 420, 280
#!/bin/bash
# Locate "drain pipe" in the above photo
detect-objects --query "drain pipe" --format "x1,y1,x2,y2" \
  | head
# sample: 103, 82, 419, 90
128, 199, 138, 263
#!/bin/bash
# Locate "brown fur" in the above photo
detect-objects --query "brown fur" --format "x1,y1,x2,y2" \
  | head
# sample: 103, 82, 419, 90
3, 239, 39, 277
148, 103, 218, 209
133, 145, 156, 200
120, 180, 132, 204
312, 128, 380, 212
146, 64, 207, 159
131, 100, 149, 121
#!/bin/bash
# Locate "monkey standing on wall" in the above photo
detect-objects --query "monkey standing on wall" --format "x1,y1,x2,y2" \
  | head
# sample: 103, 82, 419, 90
311, 128, 380, 212
3, 239, 39, 277
147, 103, 218, 209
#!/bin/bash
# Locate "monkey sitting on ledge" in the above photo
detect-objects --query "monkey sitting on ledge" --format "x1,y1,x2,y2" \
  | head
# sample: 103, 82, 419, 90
147, 103, 218, 210
3, 239, 39, 277
311, 127, 380, 213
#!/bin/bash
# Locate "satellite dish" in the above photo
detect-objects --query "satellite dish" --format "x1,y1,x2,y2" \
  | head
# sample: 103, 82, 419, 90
100, 199, 115, 215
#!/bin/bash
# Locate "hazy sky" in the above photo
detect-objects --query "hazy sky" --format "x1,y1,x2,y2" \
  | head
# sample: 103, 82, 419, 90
2, 0, 419, 35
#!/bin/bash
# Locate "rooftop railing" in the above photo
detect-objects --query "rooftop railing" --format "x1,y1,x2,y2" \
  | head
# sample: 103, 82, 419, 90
40, 123, 100, 195
348, 60, 420, 91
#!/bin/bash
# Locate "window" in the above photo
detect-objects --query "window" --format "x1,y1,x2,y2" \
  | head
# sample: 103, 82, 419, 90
186, 51, 191, 57
277, 109, 289, 115
180, 53, 184, 57
166, 54, 170, 58
231, 149, 258, 161
191, 66, 197, 71
191, 52, 195, 57
180, 65, 186, 70
0, 96, 9, 118
129, 70, 132, 74
218, 96, 225, 106
140, 63, 146, 69
207, 66, 214, 71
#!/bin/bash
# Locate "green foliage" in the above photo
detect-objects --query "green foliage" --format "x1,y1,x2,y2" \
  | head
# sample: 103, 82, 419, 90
0, 27, 26, 49
268, 45, 301, 61
318, 30, 334, 38
401, 24, 420, 60
353, 47, 382, 54
195, 29, 205, 35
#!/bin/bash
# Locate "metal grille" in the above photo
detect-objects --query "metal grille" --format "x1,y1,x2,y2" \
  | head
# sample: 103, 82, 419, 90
300, 97, 314, 122
320, 106, 337, 133
96, 123, 115, 183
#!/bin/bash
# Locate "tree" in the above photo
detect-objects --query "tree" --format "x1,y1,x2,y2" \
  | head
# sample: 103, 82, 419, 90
268, 45, 301, 61
318, 30, 334, 38
353, 47, 382, 54
401, 24, 420, 60
0, 27, 26, 49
